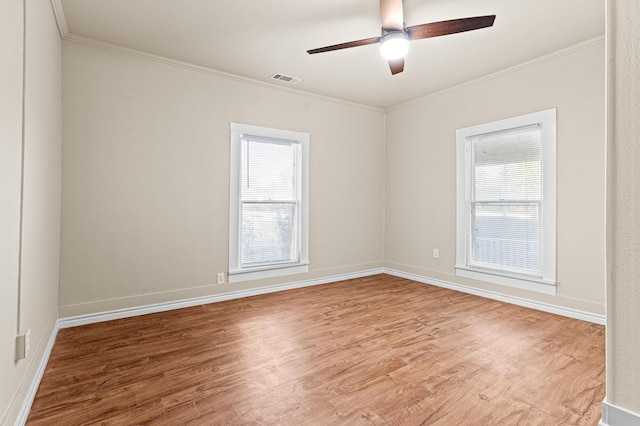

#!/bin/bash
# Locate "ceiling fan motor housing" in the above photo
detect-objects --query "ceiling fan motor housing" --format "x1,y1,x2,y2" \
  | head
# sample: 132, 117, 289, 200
379, 30, 410, 60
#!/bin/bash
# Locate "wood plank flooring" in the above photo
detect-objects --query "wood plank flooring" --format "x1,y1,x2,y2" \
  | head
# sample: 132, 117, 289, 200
27, 275, 605, 425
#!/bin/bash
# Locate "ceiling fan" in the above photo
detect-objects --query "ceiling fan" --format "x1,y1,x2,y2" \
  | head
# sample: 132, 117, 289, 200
307, 0, 496, 75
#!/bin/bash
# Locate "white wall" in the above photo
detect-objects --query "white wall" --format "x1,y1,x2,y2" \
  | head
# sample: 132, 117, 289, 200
0, 0, 62, 424
59, 41, 386, 317
2, 3, 633, 421
385, 40, 606, 316
0, 0, 26, 422
605, 0, 640, 418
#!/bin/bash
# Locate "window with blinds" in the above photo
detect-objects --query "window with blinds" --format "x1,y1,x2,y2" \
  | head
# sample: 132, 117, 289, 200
229, 123, 309, 283
456, 109, 556, 294
240, 137, 300, 267
470, 124, 542, 275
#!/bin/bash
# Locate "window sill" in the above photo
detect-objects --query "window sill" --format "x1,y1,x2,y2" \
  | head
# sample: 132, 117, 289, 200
455, 265, 556, 295
228, 262, 309, 283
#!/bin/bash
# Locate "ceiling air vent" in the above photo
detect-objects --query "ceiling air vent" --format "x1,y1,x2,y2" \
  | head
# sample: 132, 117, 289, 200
270, 73, 301, 84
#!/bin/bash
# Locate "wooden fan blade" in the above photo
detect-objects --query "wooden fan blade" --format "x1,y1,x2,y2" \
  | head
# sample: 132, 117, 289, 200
380, 0, 404, 31
389, 58, 404, 75
307, 36, 381, 54
407, 15, 496, 40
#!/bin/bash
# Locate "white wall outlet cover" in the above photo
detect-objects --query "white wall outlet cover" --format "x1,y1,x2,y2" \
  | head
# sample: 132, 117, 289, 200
15, 330, 30, 362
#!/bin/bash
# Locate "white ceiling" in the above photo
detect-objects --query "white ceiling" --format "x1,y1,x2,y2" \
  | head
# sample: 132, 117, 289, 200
57, 0, 604, 109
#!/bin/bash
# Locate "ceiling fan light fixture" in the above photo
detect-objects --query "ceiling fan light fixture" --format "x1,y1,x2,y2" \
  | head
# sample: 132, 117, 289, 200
379, 31, 409, 60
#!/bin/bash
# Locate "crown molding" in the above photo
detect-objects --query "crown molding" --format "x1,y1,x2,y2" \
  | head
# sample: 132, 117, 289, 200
48, 0, 382, 112
49, 0, 603, 113
387, 35, 606, 112
49, 0, 68, 38
61, 34, 384, 113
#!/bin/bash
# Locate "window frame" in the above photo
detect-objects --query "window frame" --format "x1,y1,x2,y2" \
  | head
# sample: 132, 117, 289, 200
455, 109, 557, 295
229, 122, 309, 283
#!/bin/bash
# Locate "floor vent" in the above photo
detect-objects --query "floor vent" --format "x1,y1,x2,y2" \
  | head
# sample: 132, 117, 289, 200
270, 73, 301, 84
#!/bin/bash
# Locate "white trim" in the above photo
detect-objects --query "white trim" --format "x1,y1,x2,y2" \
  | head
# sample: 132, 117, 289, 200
228, 263, 309, 284
59, 269, 384, 328
48, 0, 601, 113
16, 269, 381, 422
229, 261, 310, 276
58, 268, 605, 329
600, 401, 640, 426
15, 319, 59, 426
387, 35, 605, 111
455, 108, 557, 295
229, 123, 310, 283
455, 266, 556, 295
49, 0, 68, 38
17, 267, 604, 423
385, 268, 605, 325
60, 34, 383, 113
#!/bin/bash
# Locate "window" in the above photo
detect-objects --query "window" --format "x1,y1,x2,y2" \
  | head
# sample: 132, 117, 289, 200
455, 109, 556, 294
229, 123, 309, 283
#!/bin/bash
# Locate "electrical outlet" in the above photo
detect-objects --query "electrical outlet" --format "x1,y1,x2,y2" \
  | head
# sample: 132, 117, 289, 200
217, 272, 225, 284
15, 329, 30, 362
433, 248, 440, 259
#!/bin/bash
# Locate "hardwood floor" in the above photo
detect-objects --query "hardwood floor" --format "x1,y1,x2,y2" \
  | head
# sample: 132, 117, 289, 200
27, 275, 605, 425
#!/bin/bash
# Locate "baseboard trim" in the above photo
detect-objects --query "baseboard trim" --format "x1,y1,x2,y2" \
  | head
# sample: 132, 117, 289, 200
600, 401, 640, 425
59, 266, 605, 328
15, 318, 59, 426
58, 268, 385, 328
384, 268, 606, 325
17, 267, 607, 424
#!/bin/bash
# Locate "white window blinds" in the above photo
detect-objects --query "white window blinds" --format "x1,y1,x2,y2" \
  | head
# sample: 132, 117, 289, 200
240, 136, 300, 267
469, 124, 542, 276
456, 108, 556, 294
